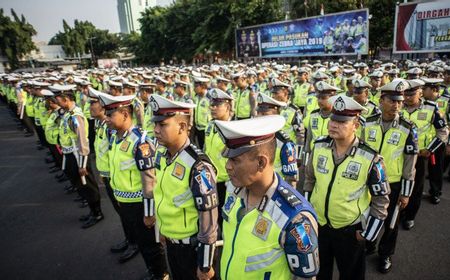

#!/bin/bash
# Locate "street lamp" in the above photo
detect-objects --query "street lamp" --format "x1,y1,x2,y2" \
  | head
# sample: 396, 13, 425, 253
88, 36, 96, 65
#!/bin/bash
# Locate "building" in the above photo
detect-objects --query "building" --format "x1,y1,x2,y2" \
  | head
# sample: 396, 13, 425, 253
117, 0, 173, 34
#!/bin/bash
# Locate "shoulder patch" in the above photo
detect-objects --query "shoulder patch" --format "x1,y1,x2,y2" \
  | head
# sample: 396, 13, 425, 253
398, 115, 413, 128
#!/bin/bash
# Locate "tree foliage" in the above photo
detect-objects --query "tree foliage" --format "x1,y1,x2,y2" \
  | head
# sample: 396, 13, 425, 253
49, 20, 120, 59
136, 0, 398, 63
0, 9, 37, 70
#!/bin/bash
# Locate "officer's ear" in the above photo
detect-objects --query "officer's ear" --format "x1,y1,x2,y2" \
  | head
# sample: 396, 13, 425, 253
256, 155, 269, 172
354, 117, 360, 130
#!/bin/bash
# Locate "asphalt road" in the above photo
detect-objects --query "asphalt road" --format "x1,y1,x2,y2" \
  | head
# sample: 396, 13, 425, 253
0, 101, 449, 280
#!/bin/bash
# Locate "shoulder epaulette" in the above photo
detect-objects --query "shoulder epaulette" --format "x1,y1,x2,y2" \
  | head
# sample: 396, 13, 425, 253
398, 115, 413, 128
288, 103, 300, 111
365, 112, 381, 123
314, 135, 332, 144
275, 131, 290, 143
277, 183, 302, 208
358, 141, 378, 156
310, 108, 320, 115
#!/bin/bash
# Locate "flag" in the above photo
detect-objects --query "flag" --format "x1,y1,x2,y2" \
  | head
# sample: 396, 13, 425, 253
320, 4, 324, 16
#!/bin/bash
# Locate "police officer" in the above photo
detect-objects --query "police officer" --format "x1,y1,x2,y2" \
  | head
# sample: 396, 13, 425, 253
147, 94, 219, 280
52, 84, 103, 228
257, 93, 299, 187
292, 67, 313, 113
270, 78, 304, 147
204, 88, 234, 225
138, 83, 156, 135
155, 76, 173, 100
193, 76, 211, 149
215, 115, 319, 280
368, 70, 383, 105
108, 80, 123, 96
122, 79, 145, 128
352, 79, 381, 119
402, 78, 448, 229
421, 77, 448, 204
42, 89, 64, 170
362, 79, 418, 273
98, 93, 166, 279
304, 81, 339, 159
305, 95, 390, 280
173, 79, 193, 103
231, 71, 257, 120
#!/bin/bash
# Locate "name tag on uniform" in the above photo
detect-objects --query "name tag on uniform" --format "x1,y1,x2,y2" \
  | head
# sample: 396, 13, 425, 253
120, 140, 130, 152
342, 161, 361, 180
417, 112, 427, 120
172, 163, 185, 180
253, 215, 272, 241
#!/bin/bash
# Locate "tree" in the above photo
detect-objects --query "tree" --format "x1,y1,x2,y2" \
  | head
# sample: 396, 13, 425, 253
49, 20, 120, 60
0, 9, 37, 70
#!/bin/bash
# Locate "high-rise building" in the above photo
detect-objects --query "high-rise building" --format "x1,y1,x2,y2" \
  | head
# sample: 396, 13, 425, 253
117, 0, 173, 34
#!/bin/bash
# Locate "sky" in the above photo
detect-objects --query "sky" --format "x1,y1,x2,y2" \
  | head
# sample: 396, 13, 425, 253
0, 0, 121, 42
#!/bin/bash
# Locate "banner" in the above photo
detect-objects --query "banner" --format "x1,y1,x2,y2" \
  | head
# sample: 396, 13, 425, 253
236, 9, 369, 58
97, 58, 119, 69
394, 0, 450, 53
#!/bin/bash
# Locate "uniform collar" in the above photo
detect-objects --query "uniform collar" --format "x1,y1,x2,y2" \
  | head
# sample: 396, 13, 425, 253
235, 172, 279, 212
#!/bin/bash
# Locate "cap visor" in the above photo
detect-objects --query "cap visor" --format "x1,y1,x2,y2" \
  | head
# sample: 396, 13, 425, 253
222, 146, 252, 158
330, 114, 356, 122
381, 94, 404, 101
151, 115, 171, 122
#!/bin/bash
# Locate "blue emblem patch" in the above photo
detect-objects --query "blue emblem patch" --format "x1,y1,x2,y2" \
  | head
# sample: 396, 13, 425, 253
223, 195, 235, 213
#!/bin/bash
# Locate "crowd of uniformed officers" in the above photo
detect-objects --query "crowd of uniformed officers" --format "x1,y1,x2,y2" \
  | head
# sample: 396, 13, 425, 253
1, 57, 449, 279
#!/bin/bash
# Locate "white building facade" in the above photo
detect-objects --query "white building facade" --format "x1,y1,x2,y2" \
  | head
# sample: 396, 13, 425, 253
117, 0, 173, 33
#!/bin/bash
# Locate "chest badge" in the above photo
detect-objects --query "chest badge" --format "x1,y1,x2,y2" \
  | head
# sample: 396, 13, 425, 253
368, 129, 377, 142
317, 155, 329, 174
387, 132, 401, 145
252, 215, 272, 241
120, 140, 130, 152
342, 161, 361, 180
172, 162, 185, 180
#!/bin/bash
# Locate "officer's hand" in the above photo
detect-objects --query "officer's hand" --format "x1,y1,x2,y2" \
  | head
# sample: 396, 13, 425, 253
446, 145, 450, 155
143, 216, 155, 229
355, 230, 365, 242
419, 149, 431, 158
79, 168, 88, 177
159, 234, 166, 246
399, 196, 409, 209
197, 267, 215, 280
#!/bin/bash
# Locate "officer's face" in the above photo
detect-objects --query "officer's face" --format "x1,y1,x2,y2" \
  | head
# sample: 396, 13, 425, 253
423, 86, 439, 101
55, 96, 68, 109
328, 118, 358, 140
272, 89, 288, 102
225, 152, 259, 188
153, 116, 187, 147
210, 101, 230, 120
110, 87, 122, 96
317, 94, 333, 111
106, 110, 129, 130
370, 77, 381, 88
90, 101, 104, 119
380, 97, 402, 120
403, 89, 422, 106
352, 88, 368, 104
123, 87, 135, 96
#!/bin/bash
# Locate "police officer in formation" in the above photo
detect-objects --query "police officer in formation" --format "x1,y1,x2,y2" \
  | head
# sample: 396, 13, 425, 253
2, 57, 450, 279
